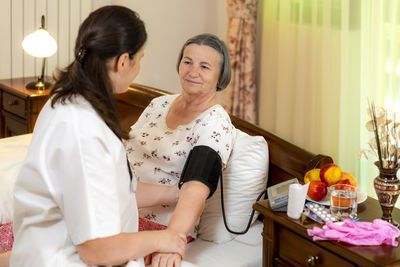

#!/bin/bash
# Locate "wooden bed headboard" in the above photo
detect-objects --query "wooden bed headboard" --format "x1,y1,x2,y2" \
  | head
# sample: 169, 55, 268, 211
115, 83, 333, 187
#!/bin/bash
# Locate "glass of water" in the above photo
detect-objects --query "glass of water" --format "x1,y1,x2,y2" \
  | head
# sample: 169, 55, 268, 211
330, 184, 357, 220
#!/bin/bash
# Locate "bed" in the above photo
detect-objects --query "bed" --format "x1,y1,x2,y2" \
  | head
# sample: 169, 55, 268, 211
0, 83, 333, 266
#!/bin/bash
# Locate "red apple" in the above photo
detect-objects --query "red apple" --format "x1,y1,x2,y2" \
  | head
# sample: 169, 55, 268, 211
307, 180, 328, 202
320, 163, 342, 186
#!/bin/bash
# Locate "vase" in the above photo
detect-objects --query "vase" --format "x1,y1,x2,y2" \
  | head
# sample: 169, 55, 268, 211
373, 162, 400, 226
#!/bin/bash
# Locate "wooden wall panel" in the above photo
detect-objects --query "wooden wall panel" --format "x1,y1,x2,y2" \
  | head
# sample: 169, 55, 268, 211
58, 0, 71, 69
23, 0, 36, 78
70, 0, 81, 64
0, 0, 11, 78
92, 0, 113, 10
11, 0, 24, 79
35, 0, 48, 77
81, 1, 93, 22
0, 0, 100, 80
47, 0, 59, 77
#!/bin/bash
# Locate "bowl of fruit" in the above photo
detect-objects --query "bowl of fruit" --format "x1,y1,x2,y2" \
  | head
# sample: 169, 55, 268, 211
304, 163, 367, 205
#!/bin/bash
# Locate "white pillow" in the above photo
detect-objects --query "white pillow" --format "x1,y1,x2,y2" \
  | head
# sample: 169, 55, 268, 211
198, 128, 269, 243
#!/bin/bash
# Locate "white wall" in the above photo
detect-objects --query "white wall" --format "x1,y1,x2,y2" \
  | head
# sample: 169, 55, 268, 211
122, 0, 227, 93
0, 0, 227, 94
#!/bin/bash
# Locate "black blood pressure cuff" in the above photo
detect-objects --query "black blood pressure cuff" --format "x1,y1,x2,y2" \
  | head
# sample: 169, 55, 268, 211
178, 145, 222, 199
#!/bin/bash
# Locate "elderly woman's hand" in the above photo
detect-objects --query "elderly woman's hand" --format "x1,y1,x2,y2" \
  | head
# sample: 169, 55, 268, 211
151, 252, 182, 267
0, 251, 11, 267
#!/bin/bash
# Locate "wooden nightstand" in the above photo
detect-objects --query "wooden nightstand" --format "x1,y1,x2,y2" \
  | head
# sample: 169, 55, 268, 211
253, 197, 400, 266
0, 77, 51, 137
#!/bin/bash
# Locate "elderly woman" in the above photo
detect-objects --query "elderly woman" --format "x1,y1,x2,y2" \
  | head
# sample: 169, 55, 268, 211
126, 33, 234, 266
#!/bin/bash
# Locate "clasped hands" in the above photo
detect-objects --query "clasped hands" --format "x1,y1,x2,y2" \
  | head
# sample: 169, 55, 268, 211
145, 251, 183, 267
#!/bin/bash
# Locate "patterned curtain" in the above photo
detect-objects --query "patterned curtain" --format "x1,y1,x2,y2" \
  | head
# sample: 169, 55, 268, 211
221, 0, 258, 123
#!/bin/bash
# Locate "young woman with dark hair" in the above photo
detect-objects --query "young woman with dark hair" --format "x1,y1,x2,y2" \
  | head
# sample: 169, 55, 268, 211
9, 6, 186, 267
50, 4, 147, 140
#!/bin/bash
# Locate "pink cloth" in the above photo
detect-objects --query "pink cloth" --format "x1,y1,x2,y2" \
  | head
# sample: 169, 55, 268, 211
139, 217, 168, 231
307, 219, 400, 246
0, 221, 13, 252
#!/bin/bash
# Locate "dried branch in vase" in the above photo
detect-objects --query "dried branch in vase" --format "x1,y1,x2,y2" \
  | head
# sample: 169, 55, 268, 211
357, 101, 400, 169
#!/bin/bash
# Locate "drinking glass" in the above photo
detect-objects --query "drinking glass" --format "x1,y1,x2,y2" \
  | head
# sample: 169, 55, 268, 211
330, 184, 357, 220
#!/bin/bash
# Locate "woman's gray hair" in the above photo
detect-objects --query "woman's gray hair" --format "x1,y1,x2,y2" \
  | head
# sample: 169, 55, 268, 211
176, 33, 231, 91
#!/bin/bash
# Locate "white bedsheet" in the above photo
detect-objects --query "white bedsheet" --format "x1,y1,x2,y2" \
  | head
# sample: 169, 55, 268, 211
0, 134, 32, 187
185, 221, 263, 267
0, 134, 32, 223
128, 222, 263, 267
0, 134, 263, 266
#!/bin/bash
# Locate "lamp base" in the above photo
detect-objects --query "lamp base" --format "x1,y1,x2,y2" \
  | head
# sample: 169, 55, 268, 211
25, 80, 52, 90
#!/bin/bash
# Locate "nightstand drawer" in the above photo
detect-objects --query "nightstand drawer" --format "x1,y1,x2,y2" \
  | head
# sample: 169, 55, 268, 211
278, 227, 354, 266
3, 111, 27, 136
2, 92, 26, 118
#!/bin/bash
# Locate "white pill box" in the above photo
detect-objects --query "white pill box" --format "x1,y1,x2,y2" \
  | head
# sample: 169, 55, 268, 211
303, 202, 337, 223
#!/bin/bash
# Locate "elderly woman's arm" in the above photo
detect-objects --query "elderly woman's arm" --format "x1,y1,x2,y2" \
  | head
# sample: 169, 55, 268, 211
168, 180, 210, 235
0, 251, 10, 267
150, 181, 210, 267
135, 181, 180, 209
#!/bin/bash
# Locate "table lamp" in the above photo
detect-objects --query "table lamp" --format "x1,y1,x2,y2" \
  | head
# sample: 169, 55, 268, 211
22, 15, 57, 90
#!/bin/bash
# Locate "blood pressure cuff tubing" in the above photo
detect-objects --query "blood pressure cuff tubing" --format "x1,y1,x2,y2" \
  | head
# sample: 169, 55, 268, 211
178, 145, 222, 199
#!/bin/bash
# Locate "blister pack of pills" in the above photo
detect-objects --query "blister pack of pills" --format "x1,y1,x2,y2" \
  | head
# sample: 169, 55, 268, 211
303, 202, 337, 223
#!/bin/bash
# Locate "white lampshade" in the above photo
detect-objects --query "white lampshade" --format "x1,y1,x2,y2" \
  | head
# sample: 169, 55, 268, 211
22, 29, 57, 58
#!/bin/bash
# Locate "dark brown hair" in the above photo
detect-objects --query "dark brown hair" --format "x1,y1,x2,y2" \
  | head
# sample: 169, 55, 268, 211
50, 5, 147, 139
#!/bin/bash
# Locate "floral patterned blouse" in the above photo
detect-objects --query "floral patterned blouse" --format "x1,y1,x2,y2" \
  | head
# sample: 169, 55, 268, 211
126, 94, 234, 236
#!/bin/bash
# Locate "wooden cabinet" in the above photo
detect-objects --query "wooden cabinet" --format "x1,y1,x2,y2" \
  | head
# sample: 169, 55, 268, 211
0, 77, 50, 137
253, 198, 400, 267
277, 225, 354, 266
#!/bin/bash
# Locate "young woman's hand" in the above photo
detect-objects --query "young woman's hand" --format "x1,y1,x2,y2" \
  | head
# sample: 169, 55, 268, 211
155, 230, 186, 258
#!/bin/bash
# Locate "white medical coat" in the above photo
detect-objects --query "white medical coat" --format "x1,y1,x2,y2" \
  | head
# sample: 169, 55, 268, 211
11, 95, 139, 266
